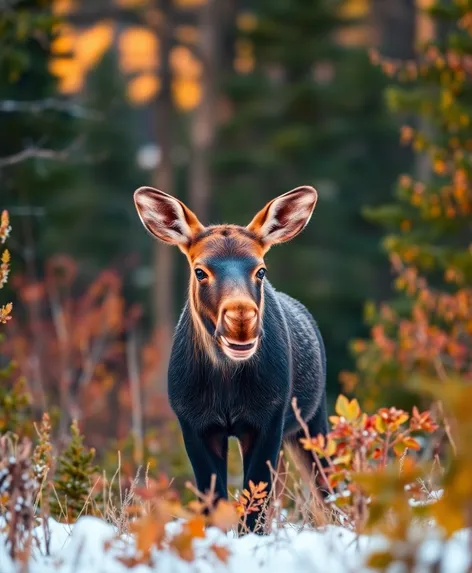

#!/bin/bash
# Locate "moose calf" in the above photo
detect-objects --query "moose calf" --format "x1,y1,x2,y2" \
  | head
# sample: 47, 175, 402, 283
134, 186, 327, 532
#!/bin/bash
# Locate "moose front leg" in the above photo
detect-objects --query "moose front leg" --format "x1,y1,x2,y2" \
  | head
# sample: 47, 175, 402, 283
180, 421, 228, 503
240, 417, 284, 534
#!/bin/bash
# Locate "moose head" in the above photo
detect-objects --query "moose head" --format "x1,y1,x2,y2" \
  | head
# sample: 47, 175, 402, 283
134, 186, 317, 362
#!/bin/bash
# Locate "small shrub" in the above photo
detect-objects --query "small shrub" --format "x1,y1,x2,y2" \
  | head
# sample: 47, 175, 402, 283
295, 394, 438, 529
50, 420, 100, 521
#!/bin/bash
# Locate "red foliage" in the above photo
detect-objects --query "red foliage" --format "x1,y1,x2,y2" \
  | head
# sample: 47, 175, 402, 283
2, 254, 171, 456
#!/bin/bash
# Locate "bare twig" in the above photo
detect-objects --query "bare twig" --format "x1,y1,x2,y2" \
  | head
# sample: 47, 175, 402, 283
185, 474, 217, 512
0, 98, 100, 119
0, 138, 84, 169
291, 397, 335, 497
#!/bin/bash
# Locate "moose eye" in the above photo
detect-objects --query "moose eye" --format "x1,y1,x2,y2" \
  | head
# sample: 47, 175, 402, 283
195, 268, 208, 281
256, 268, 266, 280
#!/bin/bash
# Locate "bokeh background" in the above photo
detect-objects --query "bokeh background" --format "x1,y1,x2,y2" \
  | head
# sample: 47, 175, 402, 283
1, 0, 459, 484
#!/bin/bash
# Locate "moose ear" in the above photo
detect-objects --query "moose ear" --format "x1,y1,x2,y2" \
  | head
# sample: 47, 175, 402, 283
134, 186, 204, 246
247, 186, 318, 247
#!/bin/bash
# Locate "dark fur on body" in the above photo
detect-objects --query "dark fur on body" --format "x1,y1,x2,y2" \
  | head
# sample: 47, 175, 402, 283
169, 281, 328, 529
133, 185, 328, 532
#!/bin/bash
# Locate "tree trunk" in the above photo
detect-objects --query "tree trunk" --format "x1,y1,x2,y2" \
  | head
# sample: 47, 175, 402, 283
152, 0, 175, 394
188, 0, 220, 223
370, 0, 416, 60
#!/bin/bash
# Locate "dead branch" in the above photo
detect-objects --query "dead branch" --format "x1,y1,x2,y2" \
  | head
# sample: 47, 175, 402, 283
0, 137, 103, 169
0, 98, 100, 119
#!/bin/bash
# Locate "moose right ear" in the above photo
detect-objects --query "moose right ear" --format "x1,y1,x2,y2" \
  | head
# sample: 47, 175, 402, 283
134, 187, 204, 247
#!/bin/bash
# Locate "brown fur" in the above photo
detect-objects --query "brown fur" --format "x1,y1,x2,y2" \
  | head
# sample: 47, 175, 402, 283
183, 225, 266, 365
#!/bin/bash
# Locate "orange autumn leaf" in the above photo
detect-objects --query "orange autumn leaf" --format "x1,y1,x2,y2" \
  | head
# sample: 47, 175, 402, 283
169, 531, 195, 562
185, 516, 206, 539
410, 406, 439, 433
211, 544, 231, 563
130, 513, 166, 557
210, 500, 239, 531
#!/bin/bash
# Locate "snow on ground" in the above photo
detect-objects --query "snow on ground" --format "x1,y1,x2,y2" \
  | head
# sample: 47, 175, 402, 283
0, 516, 470, 573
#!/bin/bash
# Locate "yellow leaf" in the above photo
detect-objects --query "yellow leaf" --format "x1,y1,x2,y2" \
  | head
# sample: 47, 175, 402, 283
374, 415, 387, 434
335, 395, 351, 419
402, 437, 421, 450
367, 550, 394, 569
1, 249, 10, 263
325, 437, 337, 457
335, 395, 360, 422
397, 413, 409, 426
346, 398, 361, 421
393, 441, 408, 457
332, 453, 352, 466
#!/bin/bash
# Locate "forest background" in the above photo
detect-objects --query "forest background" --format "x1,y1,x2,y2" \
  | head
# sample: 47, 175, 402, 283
2, 0, 470, 491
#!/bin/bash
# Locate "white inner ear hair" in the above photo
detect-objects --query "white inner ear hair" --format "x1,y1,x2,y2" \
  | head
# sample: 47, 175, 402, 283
137, 194, 190, 244
264, 192, 315, 239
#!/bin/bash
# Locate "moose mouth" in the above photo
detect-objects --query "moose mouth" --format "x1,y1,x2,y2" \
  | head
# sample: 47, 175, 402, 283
219, 336, 258, 360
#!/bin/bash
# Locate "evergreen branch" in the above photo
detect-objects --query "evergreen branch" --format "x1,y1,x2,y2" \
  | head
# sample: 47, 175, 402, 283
0, 98, 100, 119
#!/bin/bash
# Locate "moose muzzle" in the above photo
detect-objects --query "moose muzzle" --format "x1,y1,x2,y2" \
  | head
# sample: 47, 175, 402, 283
216, 298, 260, 360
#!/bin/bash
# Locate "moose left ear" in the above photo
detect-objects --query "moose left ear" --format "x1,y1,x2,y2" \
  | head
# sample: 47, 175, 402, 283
247, 186, 318, 247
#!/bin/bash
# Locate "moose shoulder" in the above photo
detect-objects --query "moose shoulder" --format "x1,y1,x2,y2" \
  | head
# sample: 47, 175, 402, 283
134, 186, 328, 532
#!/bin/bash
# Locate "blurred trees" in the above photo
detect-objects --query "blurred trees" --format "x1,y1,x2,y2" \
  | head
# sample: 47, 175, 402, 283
344, 0, 472, 409
60, 50, 143, 276
0, 0, 81, 272
1, 0, 420, 400
215, 0, 403, 394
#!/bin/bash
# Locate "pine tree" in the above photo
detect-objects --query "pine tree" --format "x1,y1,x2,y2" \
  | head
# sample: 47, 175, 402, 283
344, 0, 472, 409
0, 0, 81, 270
51, 420, 99, 521
215, 0, 403, 395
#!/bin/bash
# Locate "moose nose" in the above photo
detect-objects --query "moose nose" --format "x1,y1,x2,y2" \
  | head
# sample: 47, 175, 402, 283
222, 300, 258, 328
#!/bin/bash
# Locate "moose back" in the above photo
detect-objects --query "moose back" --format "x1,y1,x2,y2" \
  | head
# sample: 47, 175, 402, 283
134, 185, 328, 531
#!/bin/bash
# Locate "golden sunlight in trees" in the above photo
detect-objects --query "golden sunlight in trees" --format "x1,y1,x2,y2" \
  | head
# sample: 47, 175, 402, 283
174, 0, 206, 6
115, 0, 147, 6
337, 0, 369, 46
127, 74, 161, 105
76, 21, 114, 69
53, 0, 76, 15
172, 77, 202, 110
49, 0, 202, 109
50, 21, 114, 93
119, 27, 158, 73
170, 45, 201, 79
